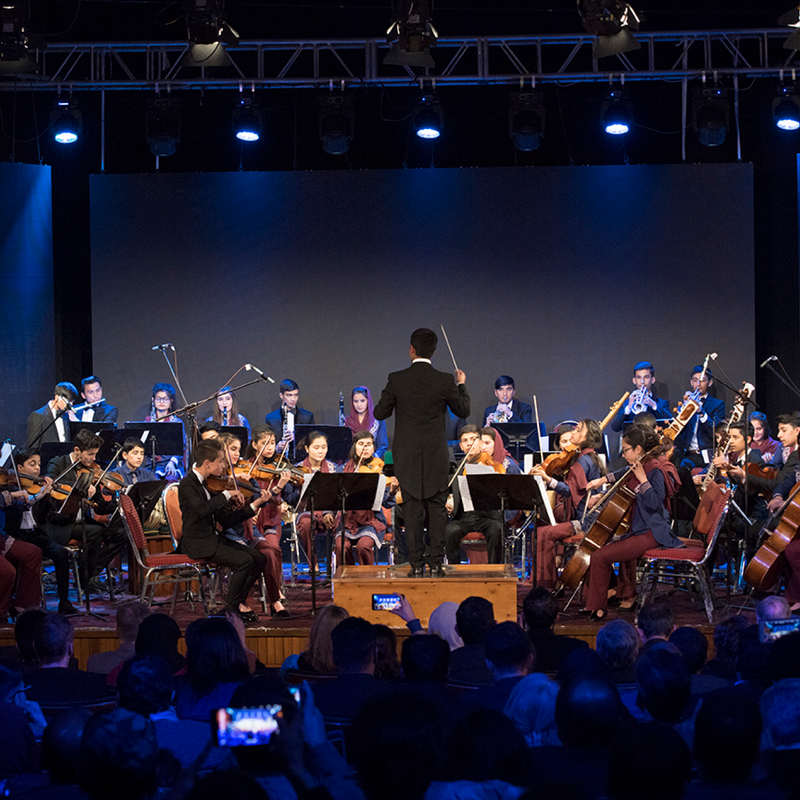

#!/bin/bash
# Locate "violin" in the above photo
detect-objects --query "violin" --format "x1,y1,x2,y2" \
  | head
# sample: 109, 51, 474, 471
244, 460, 306, 486
538, 444, 580, 478
77, 462, 126, 492
0, 467, 48, 495
206, 472, 260, 499
358, 457, 386, 475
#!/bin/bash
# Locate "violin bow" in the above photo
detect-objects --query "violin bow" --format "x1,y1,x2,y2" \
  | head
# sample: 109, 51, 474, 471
440, 324, 459, 373
533, 394, 544, 464
448, 435, 482, 489
248, 438, 271, 480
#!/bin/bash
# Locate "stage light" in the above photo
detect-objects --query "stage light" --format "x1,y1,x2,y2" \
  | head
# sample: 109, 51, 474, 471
50, 102, 81, 144
384, 0, 438, 68
413, 95, 443, 139
774, 86, 800, 130
691, 85, 729, 147
601, 91, 631, 135
233, 98, 262, 142
146, 97, 182, 156
0, 1, 44, 75
509, 92, 545, 152
779, 6, 800, 51
578, 0, 642, 60
319, 95, 354, 155
181, 0, 238, 67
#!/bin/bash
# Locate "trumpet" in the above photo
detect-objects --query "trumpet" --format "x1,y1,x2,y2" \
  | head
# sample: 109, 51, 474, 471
630, 388, 651, 415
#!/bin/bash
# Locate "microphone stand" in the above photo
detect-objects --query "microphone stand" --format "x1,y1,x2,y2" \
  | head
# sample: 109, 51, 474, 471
762, 360, 800, 401
25, 403, 73, 449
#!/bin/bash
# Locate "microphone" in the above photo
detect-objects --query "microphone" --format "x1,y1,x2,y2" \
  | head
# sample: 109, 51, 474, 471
151, 343, 175, 351
759, 355, 777, 369
706, 352, 718, 361
245, 364, 276, 383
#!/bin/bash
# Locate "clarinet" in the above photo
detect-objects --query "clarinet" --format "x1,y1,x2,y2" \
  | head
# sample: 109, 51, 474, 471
339, 392, 346, 426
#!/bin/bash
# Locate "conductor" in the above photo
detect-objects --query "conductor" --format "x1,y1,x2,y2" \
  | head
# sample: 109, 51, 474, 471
374, 328, 470, 577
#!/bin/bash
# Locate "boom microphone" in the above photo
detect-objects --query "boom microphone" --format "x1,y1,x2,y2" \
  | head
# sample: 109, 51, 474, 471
151, 343, 175, 351
759, 355, 777, 369
245, 364, 276, 383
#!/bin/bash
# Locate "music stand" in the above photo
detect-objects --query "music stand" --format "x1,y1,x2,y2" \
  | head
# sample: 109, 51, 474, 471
463, 473, 543, 567
69, 421, 114, 442
295, 425, 353, 465
492, 422, 545, 465
295, 471, 383, 614
125, 421, 185, 475
40, 442, 75, 470
217, 425, 249, 450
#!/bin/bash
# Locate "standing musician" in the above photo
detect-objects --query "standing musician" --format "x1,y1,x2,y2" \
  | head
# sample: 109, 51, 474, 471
266, 380, 315, 455
611, 362, 671, 432
344, 386, 389, 459
672, 365, 726, 469
78, 376, 118, 424
205, 386, 251, 441
583, 425, 682, 621
26, 382, 79, 445
750, 412, 781, 466
145, 382, 188, 480
374, 327, 470, 578
337, 431, 391, 566
531, 419, 605, 589
177, 437, 270, 623
483, 376, 532, 425
445, 425, 504, 566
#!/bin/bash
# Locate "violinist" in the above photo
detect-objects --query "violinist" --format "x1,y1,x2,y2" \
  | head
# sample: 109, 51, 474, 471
480, 427, 521, 474
344, 386, 388, 459
337, 432, 391, 566
583, 424, 682, 621
531, 419, 605, 589
177, 437, 270, 624
43, 428, 126, 593
145, 382, 188, 480
117, 438, 158, 485
672, 366, 726, 469
215, 432, 261, 547
749, 412, 781, 466
266, 380, 315, 456
483, 376, 532, 426
294, 431, 339, 568
205, 386, 251, 440
749, 412, 800, 513
26, 382, 79, 446
445, 426, 504, 565
0, 447, 77, 615
610, 363, 670, 433
246, 424, 297, 617
78, 376, 118, 424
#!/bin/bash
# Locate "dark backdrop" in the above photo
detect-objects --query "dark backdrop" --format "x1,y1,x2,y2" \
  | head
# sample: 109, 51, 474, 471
90, 164, 754, 444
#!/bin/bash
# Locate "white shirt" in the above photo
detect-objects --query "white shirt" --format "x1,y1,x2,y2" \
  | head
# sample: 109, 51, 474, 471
51, 404, 66, 443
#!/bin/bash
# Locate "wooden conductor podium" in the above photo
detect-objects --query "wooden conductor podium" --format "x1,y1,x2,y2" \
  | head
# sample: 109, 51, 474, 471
332, 564, 519, 628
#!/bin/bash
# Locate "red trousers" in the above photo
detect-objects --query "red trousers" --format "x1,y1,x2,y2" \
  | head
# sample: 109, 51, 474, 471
334, 535, 375, 566
584, 532, 657, 611
0, 540, 43, 614
253, 532, 282, 604
785, 538, 800, 604
535, 522, 579, 588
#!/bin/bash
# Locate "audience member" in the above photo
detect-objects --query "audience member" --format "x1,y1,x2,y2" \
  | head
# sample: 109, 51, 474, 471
634, 646, 694, 726
635, 601, 675, 652
756, 595, 791, 625
0, 607, 48, 670
36, 708, 93, 798
0, 663, 47, 739
760, 678, 800, 795
733, 625, 773, 702
280, 604, 349, 677
768, 630, 800, 682
447, 596, 495, 685
87, 601, 150, 676
669, 626, 729, 695
402, 635, 450, 684
427, 601, 463, 651
135, 613, 186, 673
0, 701, 39, 783
503, 673, 560, 747
472, 621, 534, 712
701, 614, 749, 682
184, 769, 268, 800
373, 624, 401, 681
596, 619, 639, 684
522, 587, 588, 673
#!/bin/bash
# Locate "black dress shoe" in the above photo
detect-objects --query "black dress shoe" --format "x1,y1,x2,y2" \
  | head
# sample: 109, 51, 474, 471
58, 600, 80, 616
239, 610, 260, 624
271, 606, 291, 618
588, 609, 607, 622
429, 566, 446, 578
407, 567, 424, 578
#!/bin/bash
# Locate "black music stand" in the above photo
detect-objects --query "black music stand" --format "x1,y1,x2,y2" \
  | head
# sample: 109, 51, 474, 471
69, 421, 114, 441
125, 480, 169, 528
492, 422, 545, 465
217, 425, 249, 450
295, 425, 353, 465
124, 421, 185, 476
463, 473, 542, 567
295, 471, 383, 614
40, 442, 75, 470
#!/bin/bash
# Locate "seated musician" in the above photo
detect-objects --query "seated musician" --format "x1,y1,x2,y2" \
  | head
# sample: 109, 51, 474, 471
206, 386, 251, 441
44, 428, 126, 592
445, 425, 504, 565
480, 426, 521, 474
117, 438, 158, 485
483, 375, 532, 426
294, 430, 339, 569
583, 424, 683, 621
145, 382, 188, 480
215, 432, 259, 548
198, 421, 221, 440
610, 362, 670, 432
748, 412, 800, 513
750, 412, 782, 466
177, 437, 270, 623
531, 419, 605, 589
266, 380, 315, 456
336, 431, 391, 566
344, 386, 389, 459
672, 366, 726, 469
26, 382, 79, 446
1, 448, 74, 615
78, 375, 118, 425
246, 424, 298, 617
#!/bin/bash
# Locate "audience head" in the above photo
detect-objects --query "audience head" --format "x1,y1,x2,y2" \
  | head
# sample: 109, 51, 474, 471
373, 624, 401, 681
596, 619, 640, 673
768, 630, 800, 682
117, 655, 175, 717
735, 624, 772, 687
184, 617, 249, 695
0, 664, 25, 704
330, 616, 375, 674
455, 596, 495, 646
484, 621, 534, 678
135, 613, 185, 673
41, 708, 93, 785
401, 635, 450, 683
636, 601, 674, 642
303, 604, 349, 674
555, 677, 622, 749
760, 678, 800, 748
693, 691, 762, 784
427, 602, 463, 651
115, 602, 151, 644
635, 646, 692, 724
522, 587, 559, 631
503, 673, 560, 747
668, 626, 708, 674
712, 614, 750, 671
35, 612, 74, 667
14, 607, 47, 664
756, 595, 791, 625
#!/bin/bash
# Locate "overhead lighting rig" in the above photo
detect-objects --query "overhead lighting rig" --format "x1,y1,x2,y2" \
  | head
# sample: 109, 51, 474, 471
0, 1, 44, 74
509, 91, 545, 152
774, 83, 800, 130
691, 84, 729, 147
385, 1, 438, 68
181, 0, 239, 68
413, 94, 443, 139
779, 6, 800, 51
578, 0, 642, 60
146, 96, 182, 156
50, 100, 81, 144
319, 94, 354, 155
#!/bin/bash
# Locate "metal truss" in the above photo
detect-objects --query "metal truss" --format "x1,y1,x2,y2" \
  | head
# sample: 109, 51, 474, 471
2, 28, 800, 92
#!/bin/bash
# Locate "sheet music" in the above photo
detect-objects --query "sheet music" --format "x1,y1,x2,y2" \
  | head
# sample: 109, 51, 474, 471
457, 463, 494, 513
374, 475, 387, 512
534, 474, 557, 526
0, 442, 14, 467
297, 472, 314, 505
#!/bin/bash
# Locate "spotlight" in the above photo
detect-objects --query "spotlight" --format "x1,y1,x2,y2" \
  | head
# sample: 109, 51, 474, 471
384, 0, 438, 68
779, 6, 800, 51
233, 98, 262, 142
181, 0, 238, 67
413, 95, 443, 139
146, 97, 182, 156
318, 95, 354, 155
509, 92, 545, 152
50, 102, 81, 144
691, 85, 729, 147
601, 90, 631, 135
0, 1, 44, 75
774, 86, 800, 131
578, 0, 642, 60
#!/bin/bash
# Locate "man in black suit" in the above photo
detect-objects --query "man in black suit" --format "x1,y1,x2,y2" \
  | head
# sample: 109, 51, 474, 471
482, 375, 532, 426
374, 327, 470, 577
77, 375, 118, 425
265, 379, 315, 457
177, 437, 270, 622
26, 382, 78, 446
522, 587, 588, 673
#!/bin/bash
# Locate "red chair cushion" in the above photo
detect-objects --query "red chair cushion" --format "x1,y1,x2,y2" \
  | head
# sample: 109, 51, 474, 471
642, 548, 704, 562
144, 553, 203, 567
462, 532, 486, 543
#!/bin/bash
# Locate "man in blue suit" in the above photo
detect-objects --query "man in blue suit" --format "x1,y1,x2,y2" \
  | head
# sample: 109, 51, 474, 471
673, 366, 726, 469
265, 379, 315, 456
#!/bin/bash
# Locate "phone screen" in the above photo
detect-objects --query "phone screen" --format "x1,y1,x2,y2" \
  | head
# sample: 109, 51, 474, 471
372, 593, 401, 611
213, 706, 282, 747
